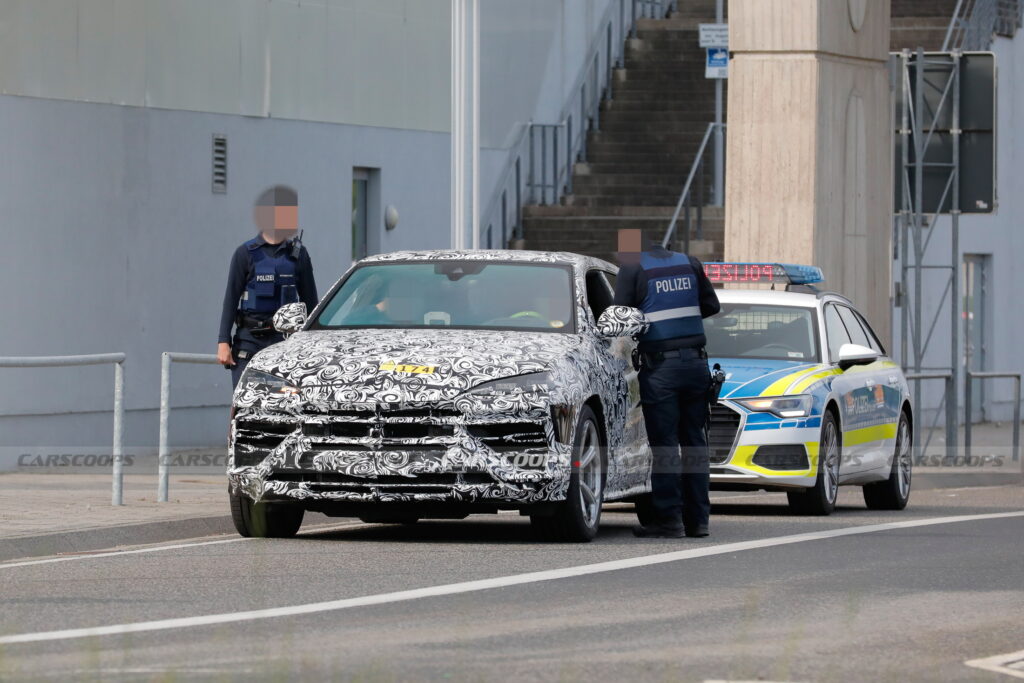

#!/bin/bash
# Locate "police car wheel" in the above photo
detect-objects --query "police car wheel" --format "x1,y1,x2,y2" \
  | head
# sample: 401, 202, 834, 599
530, 405, 605, 542
787, 411, 841, 516
229, 490, 304, 538
863, 411, 912, 510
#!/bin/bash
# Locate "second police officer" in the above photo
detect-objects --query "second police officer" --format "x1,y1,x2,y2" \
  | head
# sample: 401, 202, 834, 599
217, 185, 318, 388
613, 229, 720, 538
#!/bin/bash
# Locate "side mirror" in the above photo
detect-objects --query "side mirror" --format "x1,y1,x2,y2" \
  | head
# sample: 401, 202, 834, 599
837, 343, 879, 370
596, 305, 649, 338
273, 302, 308, 337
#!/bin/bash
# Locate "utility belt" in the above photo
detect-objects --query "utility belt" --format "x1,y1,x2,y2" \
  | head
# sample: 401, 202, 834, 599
236, 312, 275, 338
632, 346, 707, 371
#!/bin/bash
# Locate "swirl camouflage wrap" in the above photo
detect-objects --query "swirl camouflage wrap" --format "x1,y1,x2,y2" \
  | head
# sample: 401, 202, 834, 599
228, 250, 653, 512
596, 305, 650, 338
271, 302, 308, 336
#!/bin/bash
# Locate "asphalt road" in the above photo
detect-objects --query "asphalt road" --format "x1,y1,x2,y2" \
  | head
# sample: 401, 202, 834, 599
1, 486, 1022, 682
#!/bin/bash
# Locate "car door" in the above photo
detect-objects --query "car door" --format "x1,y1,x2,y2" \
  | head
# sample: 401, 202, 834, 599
585, 269, 648, 493
823, 302, 871, 475
839, 305, 901, 473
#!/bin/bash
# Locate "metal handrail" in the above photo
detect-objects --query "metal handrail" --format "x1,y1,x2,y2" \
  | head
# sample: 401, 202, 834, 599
904, 371, 956, 458
943, 0, 1022, 50
0, 353, 127, 505
157, 352, 222, 502
661, 122, 723, 250
965, 371, 1022, 466
480, 0, 676, 247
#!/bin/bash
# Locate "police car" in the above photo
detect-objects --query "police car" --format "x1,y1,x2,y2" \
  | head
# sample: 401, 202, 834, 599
702, 263, 913, 515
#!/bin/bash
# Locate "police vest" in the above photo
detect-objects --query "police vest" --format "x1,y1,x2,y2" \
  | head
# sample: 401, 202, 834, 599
240, 238, 300, 314
638, 251, 704, 343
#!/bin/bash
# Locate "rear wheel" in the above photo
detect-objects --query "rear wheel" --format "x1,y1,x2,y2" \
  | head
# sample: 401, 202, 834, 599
787, 411, 840, 516
531, 405, 605, 542
863, 411, 912, 510
229, 489, 304, 538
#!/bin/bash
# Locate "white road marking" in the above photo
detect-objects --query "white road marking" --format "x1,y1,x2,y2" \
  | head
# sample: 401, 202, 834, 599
965, 649, 1024, 679
0, 521, 365, 570
0, 510, 1020, 646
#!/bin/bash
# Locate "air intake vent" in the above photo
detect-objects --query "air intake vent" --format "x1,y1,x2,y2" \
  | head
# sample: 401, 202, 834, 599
212, 134, 227, 193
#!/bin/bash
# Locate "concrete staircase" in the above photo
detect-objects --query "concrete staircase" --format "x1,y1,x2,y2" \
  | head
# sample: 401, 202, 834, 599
523, 2, 725, 265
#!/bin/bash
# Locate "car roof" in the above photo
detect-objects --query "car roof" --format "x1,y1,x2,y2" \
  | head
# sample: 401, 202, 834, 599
715, 288, 823, 307
359, 249, 616, 272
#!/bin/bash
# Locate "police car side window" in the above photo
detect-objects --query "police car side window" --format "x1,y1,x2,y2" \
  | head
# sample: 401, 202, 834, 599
852, 309, 886, 355
824, 304, 852, 363
836, 305, 873, 350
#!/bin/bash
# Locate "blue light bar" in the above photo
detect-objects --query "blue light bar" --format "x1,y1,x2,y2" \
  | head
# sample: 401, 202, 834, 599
704, 262, 824, 285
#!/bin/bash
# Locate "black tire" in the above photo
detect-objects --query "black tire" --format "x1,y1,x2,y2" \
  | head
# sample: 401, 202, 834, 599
530, 405, 605, 542
229, 489, 304, 538
863, 410, 912, 510
787, 410, 841, 516
634, 493, 657, 527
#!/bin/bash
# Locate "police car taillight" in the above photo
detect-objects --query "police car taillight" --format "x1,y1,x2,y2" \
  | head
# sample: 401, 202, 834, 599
705, 262, 824, 286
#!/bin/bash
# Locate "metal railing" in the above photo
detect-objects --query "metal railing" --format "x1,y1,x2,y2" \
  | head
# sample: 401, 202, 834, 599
158, 352, 222, 502
964, 371, 1022, 465
661, 122, 725, 251
943, 0, 1023, 50
904, 371, 956, 459
0, 353, 127, 505
480, 0, 676, 248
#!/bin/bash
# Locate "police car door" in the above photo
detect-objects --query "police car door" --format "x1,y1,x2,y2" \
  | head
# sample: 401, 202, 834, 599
823, 303, 872, 475
835, 305, 899, 474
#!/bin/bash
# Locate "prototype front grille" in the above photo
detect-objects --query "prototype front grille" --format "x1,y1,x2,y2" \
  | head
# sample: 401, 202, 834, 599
708, 404, 741, 464
752, 445, 809, 471
233, 418, 297, 466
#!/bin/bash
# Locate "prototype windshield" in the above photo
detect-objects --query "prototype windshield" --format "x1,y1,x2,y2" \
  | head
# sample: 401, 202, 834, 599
705, 303, 820, 361
312, 261, 576, 333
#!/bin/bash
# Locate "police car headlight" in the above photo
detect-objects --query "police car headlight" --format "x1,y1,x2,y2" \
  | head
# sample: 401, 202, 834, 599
736, 395, 812, 418
468, 372, 552, 395
240, 368, 299, 396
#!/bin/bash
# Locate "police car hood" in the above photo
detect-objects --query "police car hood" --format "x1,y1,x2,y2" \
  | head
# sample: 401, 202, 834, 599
710, 357, 824, 399
242, 327, 582, 404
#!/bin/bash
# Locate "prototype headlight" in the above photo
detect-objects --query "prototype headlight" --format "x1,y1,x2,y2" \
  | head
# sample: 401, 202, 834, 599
239, 367, 299, 396
469, 371, 552, 395
736, 395, 813, 418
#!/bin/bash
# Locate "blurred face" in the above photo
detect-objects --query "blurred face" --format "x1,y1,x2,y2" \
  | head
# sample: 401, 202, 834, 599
254, 205, 299, 243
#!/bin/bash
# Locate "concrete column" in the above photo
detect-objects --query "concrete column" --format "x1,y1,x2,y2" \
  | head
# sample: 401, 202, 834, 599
724, 0, 893, 343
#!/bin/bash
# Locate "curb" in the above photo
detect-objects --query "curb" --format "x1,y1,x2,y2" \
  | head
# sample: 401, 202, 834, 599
914, 470, 1022, 489
0, 515, 237, 563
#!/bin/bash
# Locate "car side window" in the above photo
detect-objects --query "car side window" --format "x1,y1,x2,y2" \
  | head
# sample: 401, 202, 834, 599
585, 270, 615, 322
852, 309, 886, 355
836, 305, 873, 350
824, 304, 852, 363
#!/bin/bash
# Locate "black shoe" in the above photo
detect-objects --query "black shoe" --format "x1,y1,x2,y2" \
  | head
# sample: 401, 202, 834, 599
685, 525, 710, 538
632, 523, 686, 538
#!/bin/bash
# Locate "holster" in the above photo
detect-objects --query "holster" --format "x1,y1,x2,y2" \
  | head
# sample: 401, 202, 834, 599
707, 363, 726, 408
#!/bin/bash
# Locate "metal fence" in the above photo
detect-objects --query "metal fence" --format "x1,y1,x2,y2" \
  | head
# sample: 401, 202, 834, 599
0, 353, 127, 505
480, 0, 677, 249
944, 0, 1023, 50
964, 371, 1022, 464
904, 371, 956, 460
157, 352, 222, 502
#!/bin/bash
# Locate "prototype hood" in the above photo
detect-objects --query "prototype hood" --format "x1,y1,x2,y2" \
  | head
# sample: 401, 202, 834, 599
238, 328, 583, 406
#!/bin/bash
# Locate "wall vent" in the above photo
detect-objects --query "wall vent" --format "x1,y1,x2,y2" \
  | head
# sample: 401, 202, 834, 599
212, 134, 228, 193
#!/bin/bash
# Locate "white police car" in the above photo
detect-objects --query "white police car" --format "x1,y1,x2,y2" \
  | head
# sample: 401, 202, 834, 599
702, 263, 913, 515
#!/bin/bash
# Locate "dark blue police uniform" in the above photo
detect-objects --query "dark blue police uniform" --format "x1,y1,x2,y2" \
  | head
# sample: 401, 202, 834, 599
613, 245, 720, 534
219, 236, 318, 387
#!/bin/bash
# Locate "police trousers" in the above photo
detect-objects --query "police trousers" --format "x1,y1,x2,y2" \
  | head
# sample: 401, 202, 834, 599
639, 353, 712, 529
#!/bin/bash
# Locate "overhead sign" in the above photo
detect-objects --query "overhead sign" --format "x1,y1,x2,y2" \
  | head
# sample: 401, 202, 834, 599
706, 48, 728, 79
699, 23, 728, 47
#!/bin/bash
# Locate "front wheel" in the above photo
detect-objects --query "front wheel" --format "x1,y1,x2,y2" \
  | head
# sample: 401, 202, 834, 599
531, 405, 605, 542
787, 411, 840, 516
229, 489, 304, 538
863, 411, 912, 510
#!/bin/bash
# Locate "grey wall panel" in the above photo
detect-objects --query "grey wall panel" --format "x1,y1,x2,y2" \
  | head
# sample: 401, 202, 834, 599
0, 93, 449, 449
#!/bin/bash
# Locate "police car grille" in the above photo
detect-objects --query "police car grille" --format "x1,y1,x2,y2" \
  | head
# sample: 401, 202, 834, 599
707, 404, 740, 465
752, 445, 809, 470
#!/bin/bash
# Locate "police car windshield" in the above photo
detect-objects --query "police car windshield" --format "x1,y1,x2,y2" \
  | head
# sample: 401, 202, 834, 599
705, 303, 820, 362
312, 261, 576, 333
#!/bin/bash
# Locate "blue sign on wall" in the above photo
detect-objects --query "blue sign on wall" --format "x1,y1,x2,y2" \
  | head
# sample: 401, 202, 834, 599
705, 48, 728, 79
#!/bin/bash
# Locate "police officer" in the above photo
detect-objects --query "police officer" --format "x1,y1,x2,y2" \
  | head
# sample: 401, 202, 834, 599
613, 229, 720, 538
217, 185, 318, 387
